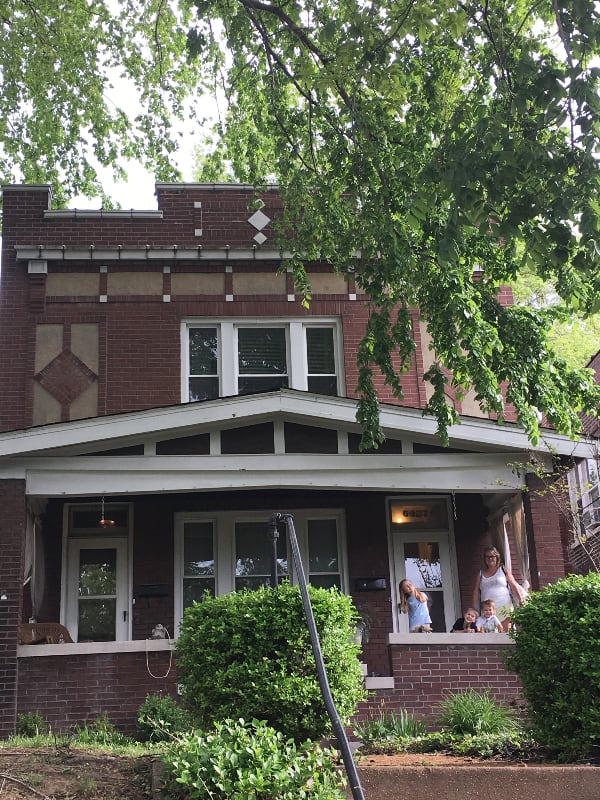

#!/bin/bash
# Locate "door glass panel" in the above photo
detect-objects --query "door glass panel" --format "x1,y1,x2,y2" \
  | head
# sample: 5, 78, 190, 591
235, 521, 288, 590
77, 548, 117, 642
78, 599, 116, 642
404, 541, 445, 633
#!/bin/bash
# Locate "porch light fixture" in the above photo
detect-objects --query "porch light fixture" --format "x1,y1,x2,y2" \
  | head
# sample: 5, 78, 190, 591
0, 588, 7, 601
99, 496, 115, 528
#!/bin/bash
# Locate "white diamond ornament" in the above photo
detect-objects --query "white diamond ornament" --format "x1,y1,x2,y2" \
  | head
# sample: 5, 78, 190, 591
248, 210, 270, 230
253, 232, 267, 245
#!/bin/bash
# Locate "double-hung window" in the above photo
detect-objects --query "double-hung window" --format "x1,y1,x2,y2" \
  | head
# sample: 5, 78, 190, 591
185, 319, 342, 401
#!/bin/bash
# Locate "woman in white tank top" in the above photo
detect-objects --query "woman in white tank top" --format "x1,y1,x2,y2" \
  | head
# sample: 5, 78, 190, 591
471, 545, 521, 631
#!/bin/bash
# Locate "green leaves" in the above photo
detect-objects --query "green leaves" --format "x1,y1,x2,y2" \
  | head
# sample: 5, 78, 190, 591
507, 573, 600, 760
0, 0, 197, 200
186, 0, 600, 446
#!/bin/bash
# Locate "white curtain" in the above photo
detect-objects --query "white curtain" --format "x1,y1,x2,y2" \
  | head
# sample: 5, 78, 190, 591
23, 511, 45, 620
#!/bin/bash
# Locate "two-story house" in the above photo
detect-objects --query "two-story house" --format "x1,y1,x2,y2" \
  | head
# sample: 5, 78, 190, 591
0, 183, 590, 737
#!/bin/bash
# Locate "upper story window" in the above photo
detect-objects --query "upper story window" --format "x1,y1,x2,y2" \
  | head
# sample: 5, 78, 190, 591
184, 319, 343, 401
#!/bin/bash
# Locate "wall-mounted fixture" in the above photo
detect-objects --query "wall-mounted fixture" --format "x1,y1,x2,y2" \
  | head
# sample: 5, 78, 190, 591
0, 588, 8, 601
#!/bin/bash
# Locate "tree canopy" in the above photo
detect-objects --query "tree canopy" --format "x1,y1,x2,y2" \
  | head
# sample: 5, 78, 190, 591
0, 0, 198, 203
2, 1, 600, 446
186, 0, 600, 445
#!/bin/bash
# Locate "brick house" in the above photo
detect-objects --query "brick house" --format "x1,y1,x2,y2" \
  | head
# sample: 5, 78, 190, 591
0, 183, 591, 737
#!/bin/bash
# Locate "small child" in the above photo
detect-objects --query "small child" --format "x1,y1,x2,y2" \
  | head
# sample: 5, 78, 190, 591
450, 607, 479, 633
399, 578, 432, 632
476, 598, 502, 632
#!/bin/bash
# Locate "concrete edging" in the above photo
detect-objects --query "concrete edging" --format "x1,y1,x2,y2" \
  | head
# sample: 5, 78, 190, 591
356, 764, 599, 800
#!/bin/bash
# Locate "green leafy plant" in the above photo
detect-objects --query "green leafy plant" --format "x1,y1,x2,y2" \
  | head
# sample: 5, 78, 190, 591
71, 713, 130, 747
176, 584, 365, 742
16, 711, 49, 738
436, 689, 519, 736
506, 573, 600, 761
354, 709, 426, 748
137, 694, 194, 742
163, 718, 346, 800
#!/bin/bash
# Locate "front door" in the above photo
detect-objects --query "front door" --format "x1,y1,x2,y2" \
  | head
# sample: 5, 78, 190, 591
390, 497, 458, 633
66, 538, 129, 642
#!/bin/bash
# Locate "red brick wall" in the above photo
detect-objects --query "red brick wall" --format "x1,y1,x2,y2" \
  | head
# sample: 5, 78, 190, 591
355, 641, 523, 724
0, 480, 27, 737
0, 184, 515, 431
17, 651, 178, 735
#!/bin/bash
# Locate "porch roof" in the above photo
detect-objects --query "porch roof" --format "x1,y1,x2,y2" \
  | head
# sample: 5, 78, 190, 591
0, 390, 591, 497
0, 390, 591, 457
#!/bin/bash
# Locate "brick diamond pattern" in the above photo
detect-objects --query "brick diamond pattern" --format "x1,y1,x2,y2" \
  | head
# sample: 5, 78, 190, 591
35, 351, 98, 406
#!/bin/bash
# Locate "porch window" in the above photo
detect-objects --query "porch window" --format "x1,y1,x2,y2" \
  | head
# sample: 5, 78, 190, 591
183, 521, 216, 605
235, 520, 288, 590
175, 510, 347, 627
568, 458, 600, 539
184, 319, 342, 401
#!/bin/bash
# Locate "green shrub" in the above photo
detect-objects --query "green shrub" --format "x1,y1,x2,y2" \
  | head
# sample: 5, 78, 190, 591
506, 572, 600, 761
436, 689, 519, 736
176, 584, 365, 742
163, 718, 346, 800
137, 694, 194, 742
354, 709, 426, 747
16, 711, 49, 737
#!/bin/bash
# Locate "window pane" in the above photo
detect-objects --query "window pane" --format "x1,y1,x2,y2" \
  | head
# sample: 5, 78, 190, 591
238, 328, 287, 374
238, 375, 289, 395
183, 578, 215, 607
306, 328, 335, 373
70, 506, 128, 532
189, 328, 218, 375
189, 376, 220, 402
235, 521, 287, 590
309, 575, 341, 590
78, 549, 117, 597
308, 519, 339, 573
307, 375, 338, 395
184, 522, 214, 576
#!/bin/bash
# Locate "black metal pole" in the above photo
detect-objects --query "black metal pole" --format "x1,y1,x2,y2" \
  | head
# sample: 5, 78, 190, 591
267, 515, 279, 589
269, 512, 366, 800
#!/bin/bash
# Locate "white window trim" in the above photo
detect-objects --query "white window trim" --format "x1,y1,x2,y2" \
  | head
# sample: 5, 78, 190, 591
181, 317, 345, 402
174, 508, 348, 635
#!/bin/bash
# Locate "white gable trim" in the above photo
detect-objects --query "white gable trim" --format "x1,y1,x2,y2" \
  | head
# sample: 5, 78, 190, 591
0, 391, 592, 458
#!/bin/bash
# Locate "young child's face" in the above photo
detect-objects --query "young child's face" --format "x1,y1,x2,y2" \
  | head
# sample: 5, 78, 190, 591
401, 580, 414, 596
464, 609, 477, 624
482, 605, 495, 618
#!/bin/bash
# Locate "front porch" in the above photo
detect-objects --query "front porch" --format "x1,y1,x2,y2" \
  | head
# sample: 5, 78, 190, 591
1, 393, 587, 736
